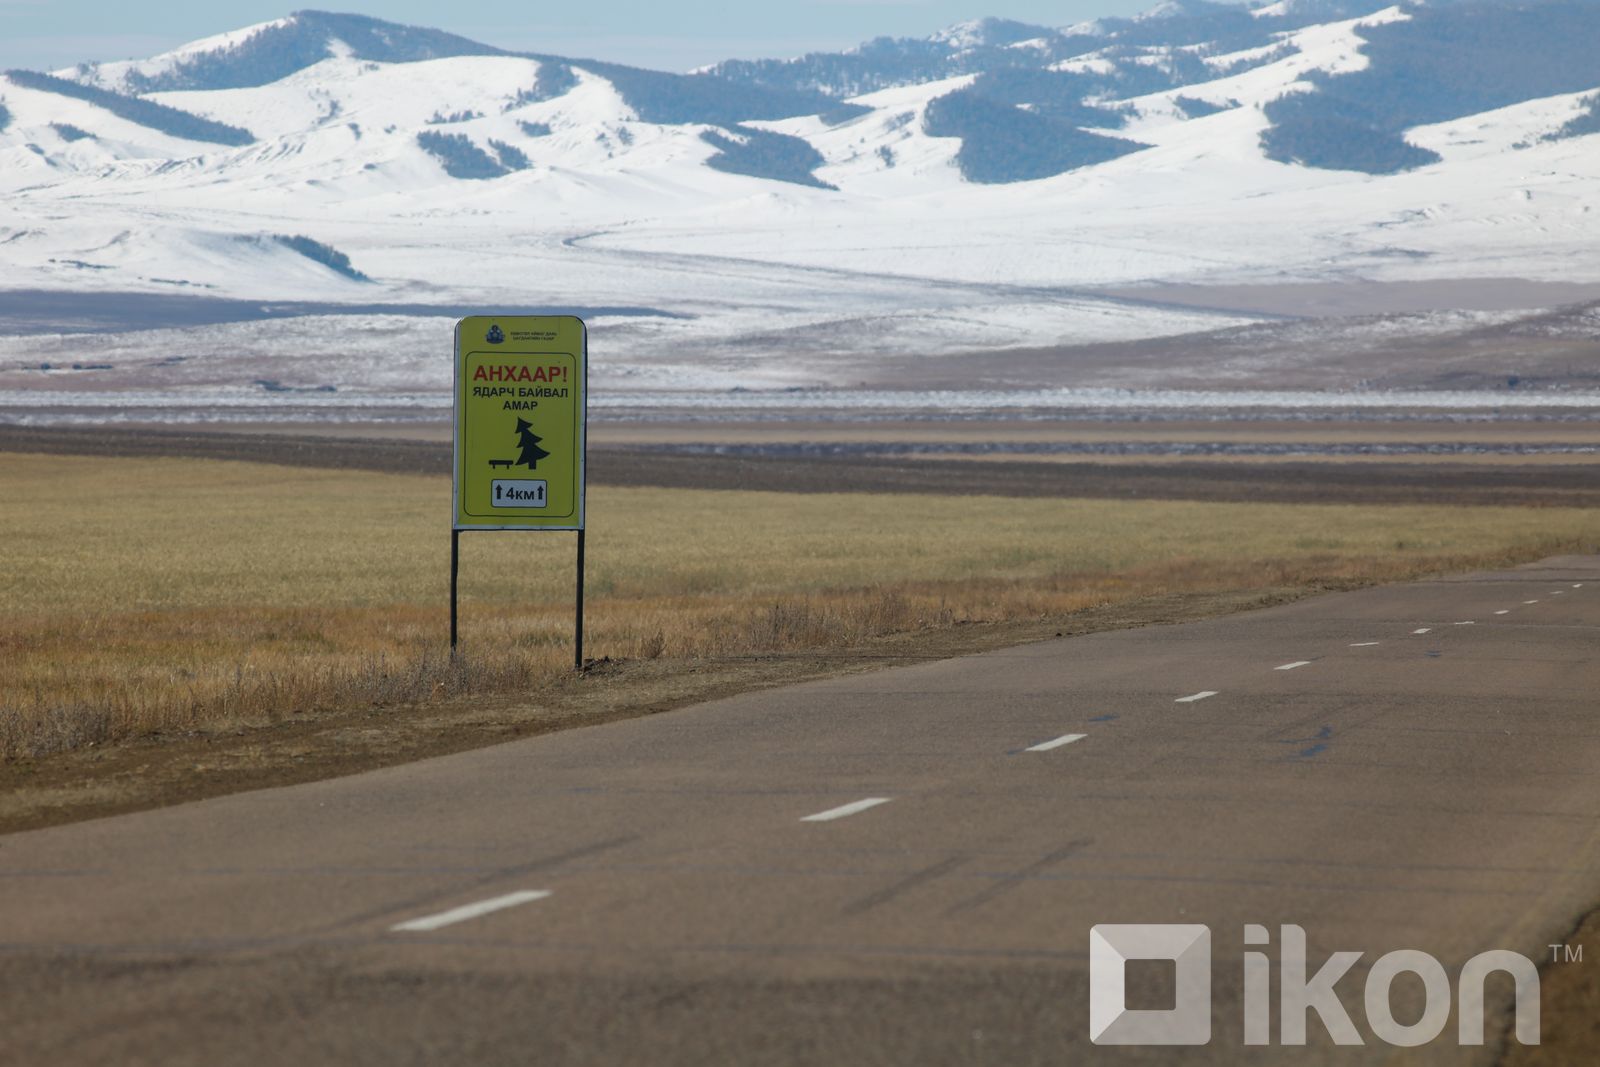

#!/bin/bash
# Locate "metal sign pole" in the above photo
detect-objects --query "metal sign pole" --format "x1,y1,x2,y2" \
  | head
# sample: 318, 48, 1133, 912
574, 529, 586, 669
450, 529, 461, 653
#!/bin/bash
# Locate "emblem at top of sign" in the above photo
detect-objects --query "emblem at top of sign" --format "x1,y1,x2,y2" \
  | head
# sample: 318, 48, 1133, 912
486, 324, 505, 344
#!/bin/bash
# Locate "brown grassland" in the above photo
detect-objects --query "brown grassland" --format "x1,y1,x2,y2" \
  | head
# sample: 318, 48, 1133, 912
3, 451, 1598, 764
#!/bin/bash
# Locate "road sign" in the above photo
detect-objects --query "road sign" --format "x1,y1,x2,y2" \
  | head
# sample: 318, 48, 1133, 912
453, 315, 586, 531
451, 314, 589, 667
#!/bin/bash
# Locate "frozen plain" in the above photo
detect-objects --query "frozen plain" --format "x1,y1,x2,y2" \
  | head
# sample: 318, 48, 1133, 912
1, 5, 1598, 422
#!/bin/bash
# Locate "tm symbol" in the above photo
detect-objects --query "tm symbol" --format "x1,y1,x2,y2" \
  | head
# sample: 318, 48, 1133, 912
1548, 944, 1584, 964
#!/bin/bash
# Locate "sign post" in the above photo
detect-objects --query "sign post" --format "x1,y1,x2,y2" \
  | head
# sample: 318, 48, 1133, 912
452, 315, 588, 668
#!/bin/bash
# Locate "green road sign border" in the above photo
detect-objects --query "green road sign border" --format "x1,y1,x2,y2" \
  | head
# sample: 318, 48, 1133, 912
452, 314, 587, 532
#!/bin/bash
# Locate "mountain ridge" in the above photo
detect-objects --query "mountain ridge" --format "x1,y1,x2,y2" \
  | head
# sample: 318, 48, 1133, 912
31, 1, 1597, 188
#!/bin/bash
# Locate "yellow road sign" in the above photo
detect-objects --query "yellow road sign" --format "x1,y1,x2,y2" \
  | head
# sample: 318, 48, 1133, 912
453, 315, 586, 530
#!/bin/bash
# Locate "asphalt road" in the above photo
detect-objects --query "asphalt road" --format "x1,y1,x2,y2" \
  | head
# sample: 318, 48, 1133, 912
3, 556, 1599, 1066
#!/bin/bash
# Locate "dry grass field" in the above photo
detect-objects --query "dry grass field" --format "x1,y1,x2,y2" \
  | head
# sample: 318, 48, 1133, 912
3, 451, 1598, 761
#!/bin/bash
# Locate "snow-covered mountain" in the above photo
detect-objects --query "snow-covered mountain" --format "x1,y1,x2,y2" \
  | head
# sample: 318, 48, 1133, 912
0, 0, 1597, 404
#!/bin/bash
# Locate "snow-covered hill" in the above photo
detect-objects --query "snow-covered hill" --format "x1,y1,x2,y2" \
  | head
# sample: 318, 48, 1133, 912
0, 0, 1597, 407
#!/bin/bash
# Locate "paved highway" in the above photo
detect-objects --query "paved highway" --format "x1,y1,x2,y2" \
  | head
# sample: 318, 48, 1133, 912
3, 556, 1599, 1065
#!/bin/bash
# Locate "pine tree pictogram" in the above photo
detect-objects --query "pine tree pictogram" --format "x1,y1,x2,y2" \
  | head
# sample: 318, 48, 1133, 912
513, 417, 551, 469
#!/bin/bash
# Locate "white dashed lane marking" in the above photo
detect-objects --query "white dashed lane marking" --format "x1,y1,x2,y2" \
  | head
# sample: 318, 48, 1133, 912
1413, 628, 1432, 635
1349, 642, 1380, 647
1275, 661, 1312, 671
1525, 600, 1540, 604
1025, 734, 1087, 753
1494, 610, 1510, 615
1454, 621, 1476, 626
802, 798, 892, 823
1175, 691, 1218, 703
391, 890, 552, 933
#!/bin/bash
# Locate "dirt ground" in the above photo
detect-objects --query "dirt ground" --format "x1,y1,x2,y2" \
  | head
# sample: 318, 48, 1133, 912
3, 423, 1597, 507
